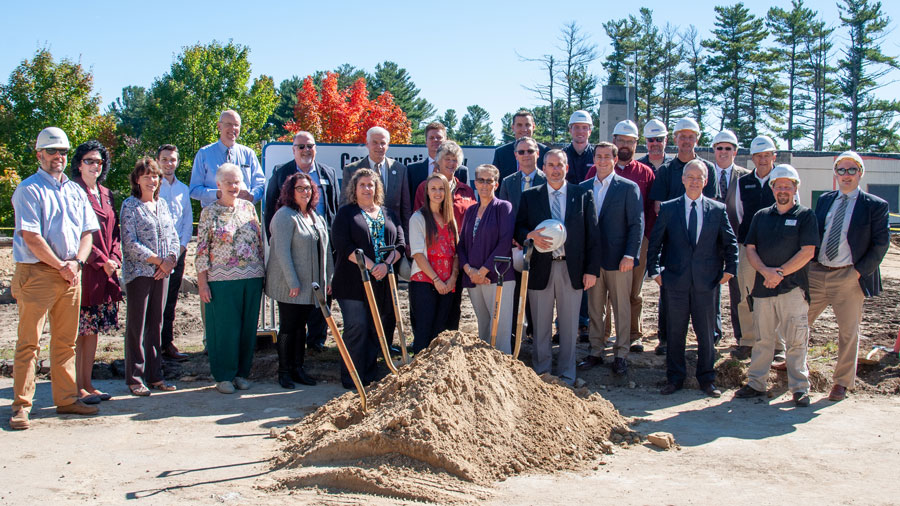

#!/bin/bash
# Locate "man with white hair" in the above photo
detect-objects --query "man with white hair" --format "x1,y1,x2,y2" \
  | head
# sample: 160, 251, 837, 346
342, 126, 412, 238
808, 151, 889, 401
735, 164, 818, 407
637, 118, 672, 172
190, 109, 265, 207
564, 110, 595, 184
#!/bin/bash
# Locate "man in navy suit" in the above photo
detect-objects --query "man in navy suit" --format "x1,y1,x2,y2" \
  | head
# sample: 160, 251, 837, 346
646, 160, 738, 397
808, 151, 890, 402
499, 137, 547, 217
406, 121, 468, 201
493, 110, 549, 182
577, 142, 643, 375
515, 149, 600, 385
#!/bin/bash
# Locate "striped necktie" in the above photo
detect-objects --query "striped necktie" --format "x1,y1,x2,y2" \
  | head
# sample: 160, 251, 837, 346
825, 194, 849, 260
552, 190, 562, 221
718, 168, 728, 202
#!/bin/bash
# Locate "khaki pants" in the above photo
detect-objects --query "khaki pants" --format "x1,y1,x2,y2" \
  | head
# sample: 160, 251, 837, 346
736, 245, 757, 347
10, 262, 81, 411
748, 287, 810, 393
601, 238, 648, 343
808, 263, 865, 389
588, 267, 632, 359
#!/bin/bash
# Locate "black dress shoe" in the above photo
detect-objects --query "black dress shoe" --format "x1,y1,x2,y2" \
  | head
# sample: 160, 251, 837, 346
701, 383, 722, 398
307, 342, 326, 354
660, 383, 682, 395
629, 343, 645, 353
734, 384, 766, 398
577, 355, 603, 370
552, 332, 560, 344
730, 345, 752, 360
389, 345, 403, 357
612, 357, 628, 375
278, 372, 295, 389
291, 368, 317, 386
655, 344, 667, 356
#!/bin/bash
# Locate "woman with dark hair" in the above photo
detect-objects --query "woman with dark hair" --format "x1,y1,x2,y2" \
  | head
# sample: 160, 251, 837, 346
70, 140, 122, 403
331, 168, 405, 389
120, 157, 180, 396
408, 173, 459, 352
265, 172, 331, 389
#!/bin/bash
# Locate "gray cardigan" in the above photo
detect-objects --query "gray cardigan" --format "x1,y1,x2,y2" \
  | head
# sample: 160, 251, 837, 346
264, 206, 332, 305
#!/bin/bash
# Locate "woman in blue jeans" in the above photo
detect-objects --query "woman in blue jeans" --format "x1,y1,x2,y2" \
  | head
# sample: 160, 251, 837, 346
331, 168, 405, 389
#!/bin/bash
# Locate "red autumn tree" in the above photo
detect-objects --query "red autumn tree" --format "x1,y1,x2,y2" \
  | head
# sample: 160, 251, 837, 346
285, 71, 411, 144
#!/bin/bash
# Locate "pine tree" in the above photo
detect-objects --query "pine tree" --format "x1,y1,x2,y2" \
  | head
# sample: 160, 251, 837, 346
767, 0, 816, 149
457, 106, 494, 146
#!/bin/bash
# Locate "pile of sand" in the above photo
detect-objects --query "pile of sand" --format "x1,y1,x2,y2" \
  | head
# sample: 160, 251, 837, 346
271, 331, 628, 502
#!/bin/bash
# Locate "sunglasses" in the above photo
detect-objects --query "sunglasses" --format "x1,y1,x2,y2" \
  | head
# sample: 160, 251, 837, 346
516, 149, 536, 155
715, 146, 734, 151
834, 167, 859, 176
293, 144, 316, 150
82, 158, 103, 166
647, 137, 665, 143
44, 148, 69, 156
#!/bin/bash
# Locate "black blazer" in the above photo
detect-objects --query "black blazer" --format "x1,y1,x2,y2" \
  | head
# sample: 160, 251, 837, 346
492, 141, 549, 182
407, 158, 469, 200
330, 204, 406, 302
499, 169, 546, 218
579, 174, 644, 271
646, 195, 738, 292
264, 160, 339, 241
514, 182, 600, 290
814, 190, 890, 297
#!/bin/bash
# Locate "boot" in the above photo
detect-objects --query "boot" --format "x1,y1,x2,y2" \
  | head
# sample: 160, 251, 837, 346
276, 333, 295, 389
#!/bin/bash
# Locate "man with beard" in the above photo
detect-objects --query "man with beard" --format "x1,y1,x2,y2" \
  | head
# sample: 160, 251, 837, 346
493, 110, 549, 182
637, 119, 672, 172
564, 110, 595, 184
735, 165, 817, 407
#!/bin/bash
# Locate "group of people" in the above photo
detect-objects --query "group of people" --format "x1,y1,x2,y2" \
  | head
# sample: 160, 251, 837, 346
8, 105, 890, 430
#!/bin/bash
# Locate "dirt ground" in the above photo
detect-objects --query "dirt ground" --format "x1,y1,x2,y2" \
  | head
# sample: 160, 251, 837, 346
1, 240, 899, 504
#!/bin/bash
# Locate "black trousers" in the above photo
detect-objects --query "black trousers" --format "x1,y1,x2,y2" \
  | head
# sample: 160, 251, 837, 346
277, 301, 313, 371
161, 251, 186, 349
409, 280, 454, 353
664, 286, 716, 387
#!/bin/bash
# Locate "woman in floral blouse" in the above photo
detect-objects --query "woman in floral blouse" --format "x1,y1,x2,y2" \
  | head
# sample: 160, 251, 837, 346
120, 157, 180, 396
408, 173, 459, 352
196, 163, 265, 394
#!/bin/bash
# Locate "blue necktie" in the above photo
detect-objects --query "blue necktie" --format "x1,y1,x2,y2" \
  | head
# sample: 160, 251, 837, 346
688, 201, 698, 245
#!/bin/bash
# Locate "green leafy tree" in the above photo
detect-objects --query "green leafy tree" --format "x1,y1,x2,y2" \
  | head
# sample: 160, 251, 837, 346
655, 24, 689, 129
108, 85, 149, 139
457, 105, 494, 146
602, 17, 641, 86
500, 113, 515, 143
268, 76, 303, 137
633, 8, 663, 122
440, 109, 459, 140
370, 61, 434, 142
533, 100, 569, 144
679, 25, 713, 143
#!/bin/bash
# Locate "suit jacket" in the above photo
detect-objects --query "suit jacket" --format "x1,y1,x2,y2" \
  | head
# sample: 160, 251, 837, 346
342, 156, 412, 236
579, 174, 644, 271
492, 141, 550, 182
407, 158, 469, 200
646, 195, 738, 292
714, 164, 750, 234
499, 169, 546, 218
514, 182, 600, 291
814, 189, 890, 297
264, 160, 339, 241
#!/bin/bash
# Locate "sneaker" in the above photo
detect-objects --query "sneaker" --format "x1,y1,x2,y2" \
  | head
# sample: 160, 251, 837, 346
56, 399, 99, 416
215, 381, 235, 394
730, 345, 752, 360
734, 384, 766, 398
10, 409, 30, 430
233, 377, 251, 390
793, 391, 810, 407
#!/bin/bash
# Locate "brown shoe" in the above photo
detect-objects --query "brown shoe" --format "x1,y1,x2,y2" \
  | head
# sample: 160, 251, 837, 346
828, 384, 847, 401
577, 355, 603, 370
10, 409, 30, 430
163, 344, 189, 361
56, 399, 99, 416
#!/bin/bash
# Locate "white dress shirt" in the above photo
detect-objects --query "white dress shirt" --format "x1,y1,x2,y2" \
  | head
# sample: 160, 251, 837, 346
547, 183, 567, 258
818, 188, 858, 267
591, 171, 614, 214
684, 194, 703, 244
160, 176, 194, 250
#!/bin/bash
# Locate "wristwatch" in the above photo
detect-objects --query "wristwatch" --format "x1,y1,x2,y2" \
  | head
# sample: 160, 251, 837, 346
75, 259, 84, 271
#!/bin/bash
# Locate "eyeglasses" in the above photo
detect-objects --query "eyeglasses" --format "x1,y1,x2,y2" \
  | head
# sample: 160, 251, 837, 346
715, 146, 734, 151
647, 137, 665, 143
82, 158, 103, 166
516, 149, 536, 155
475, 178, 496, 185
43, 148, 68, 156
834, 167, 860, 176
293, 144, 316, 150
294, 186, 313, 192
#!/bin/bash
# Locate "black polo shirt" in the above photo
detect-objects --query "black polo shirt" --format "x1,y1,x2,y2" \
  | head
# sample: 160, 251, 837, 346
564, 143, 595, 184
648, 156, 717, 202
744, 204, 819, 299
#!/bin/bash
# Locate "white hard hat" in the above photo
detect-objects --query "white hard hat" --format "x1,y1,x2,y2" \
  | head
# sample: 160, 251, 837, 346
568, 110, 592, 126
35, 127, 70, 150
612, 120, 639, 139
834, 151, 865, 173
673, 118, 700, 134
750, 135, 777, 154
768, 164, 801, 188
713, 129, 739, 147
534, 219, 567, 253
643, 118, 667, 138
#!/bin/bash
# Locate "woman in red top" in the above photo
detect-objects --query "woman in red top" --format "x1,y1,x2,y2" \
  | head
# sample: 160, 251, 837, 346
71, 141, 123, 404
408, 173, 459, 352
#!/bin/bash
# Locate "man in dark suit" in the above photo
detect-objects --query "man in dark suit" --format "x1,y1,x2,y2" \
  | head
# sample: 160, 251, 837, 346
808, 151, 890, 402
515, 149, 600, 385
578, 142, 643, 375
264, 131, 340, 352
498, 136, 546, 217
647, 159, 738, 397
342, 126, 412, 238
407, 121, 468, 200
493, 109, 549, 182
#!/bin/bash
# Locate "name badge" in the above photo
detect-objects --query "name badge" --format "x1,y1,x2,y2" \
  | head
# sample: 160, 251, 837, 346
241, 164, 250, 169
785, 219, 797, 226
321, 179, 330, 186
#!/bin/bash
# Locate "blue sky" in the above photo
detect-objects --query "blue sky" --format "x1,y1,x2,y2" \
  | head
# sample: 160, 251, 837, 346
3, 0, 899, 144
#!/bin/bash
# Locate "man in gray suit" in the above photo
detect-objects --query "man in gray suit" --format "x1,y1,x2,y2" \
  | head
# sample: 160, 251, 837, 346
342, 126, 412, 237
499, 136, 546, 217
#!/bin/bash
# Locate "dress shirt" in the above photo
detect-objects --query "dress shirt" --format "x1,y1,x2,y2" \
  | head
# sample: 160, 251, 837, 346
370, 156, 388, 188
189, 140, 265, 207
818, 188, 859, 267
12, 168, 99, 263
685, 195, 703, 244
591, 171, 614, 215
715, 163, 732, 193
159, 176, 193, 249
521, 169, 539, 192
547, 183, 567, 258
299, 164, 326, 217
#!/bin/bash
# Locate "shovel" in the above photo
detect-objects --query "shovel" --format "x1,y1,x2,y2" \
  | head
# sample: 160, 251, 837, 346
312, 282, 366, 412
379, 245, 410, 365
513, 240, 534, 359
355, 249, 399, 375
489, 256, 513, 348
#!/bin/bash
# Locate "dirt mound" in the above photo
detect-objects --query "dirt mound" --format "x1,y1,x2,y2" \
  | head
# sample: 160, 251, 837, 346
272, 331, 627, 502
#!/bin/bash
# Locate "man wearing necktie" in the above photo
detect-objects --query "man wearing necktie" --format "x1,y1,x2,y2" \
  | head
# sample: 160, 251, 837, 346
492, 110, 549, 182
646, 160, 737, 398
807, 152, 889, 402
189, 110, 265, 208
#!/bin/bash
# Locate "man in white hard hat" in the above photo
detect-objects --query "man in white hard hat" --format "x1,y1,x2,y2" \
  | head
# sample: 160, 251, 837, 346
190, 109, 265, 207
564, 110, 595, 184
9, 127, 102, 430
515, 149, 600, 385
808, 152, 889, 402
711, 130, 750, 348
736, 164, 817, 407
492, 109, 549, 182
637, 119, 672, 171
649, 118, 717, 203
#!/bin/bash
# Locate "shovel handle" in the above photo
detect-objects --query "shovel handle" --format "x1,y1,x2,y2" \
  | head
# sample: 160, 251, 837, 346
312, 283, 367, 412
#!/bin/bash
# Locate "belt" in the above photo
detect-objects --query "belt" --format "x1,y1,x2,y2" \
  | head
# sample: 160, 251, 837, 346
552, 256, 566, 261
815, 262, 853, 271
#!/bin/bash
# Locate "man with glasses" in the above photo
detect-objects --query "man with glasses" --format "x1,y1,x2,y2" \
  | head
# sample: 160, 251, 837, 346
637, 119, 672, 172
265, 131, 339, 353
190, 109, 265, 207
564, 110, 595, 184
493, 109, 549, 182
407, 121, 469, 200
808, 152, 889, 402
9, 127, 101, 430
